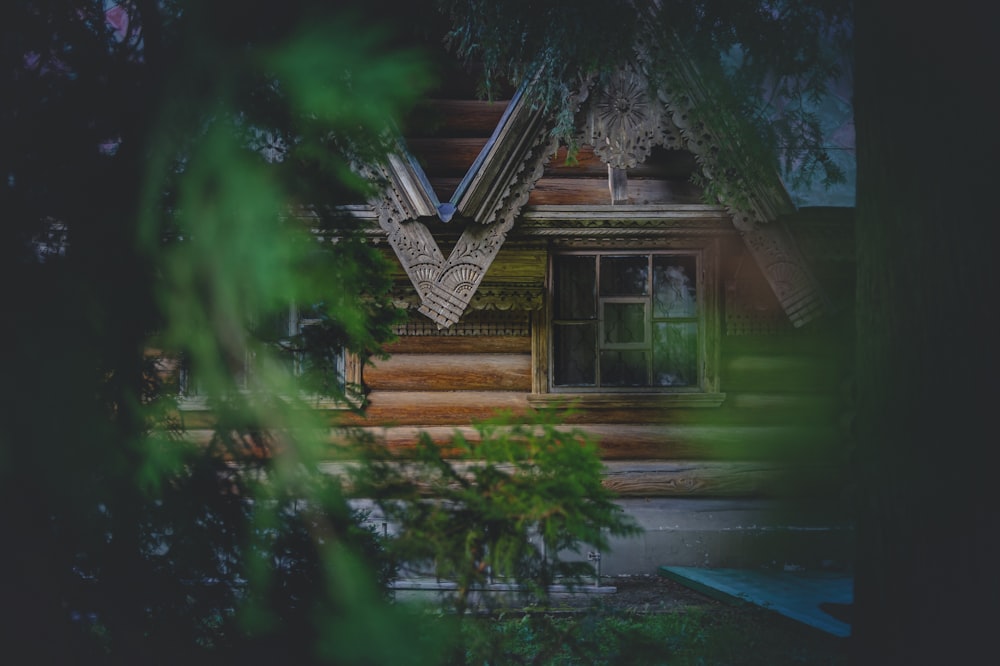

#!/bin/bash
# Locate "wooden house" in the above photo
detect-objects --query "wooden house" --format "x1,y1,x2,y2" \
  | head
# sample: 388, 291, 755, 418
328, 52, 857, 573
180, 48, 855, 573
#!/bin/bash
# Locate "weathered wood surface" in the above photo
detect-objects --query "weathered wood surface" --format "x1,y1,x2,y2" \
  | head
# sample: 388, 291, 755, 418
598, 460, 843, 497
406, 137, 491, 175
543, 145, 699, 179
310, 459, 843, 498
526, 177, 703, 206
326, 422, 841, 461
182, 427, 843, 497
426, 176, 704, 206
343, 390, 531, 426
407, 99, 509, 137
365, 353, 531, 391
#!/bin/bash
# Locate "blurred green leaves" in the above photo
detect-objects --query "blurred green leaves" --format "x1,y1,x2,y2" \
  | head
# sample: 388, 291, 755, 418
3, 1, 438, 662
355, 411, 641, 614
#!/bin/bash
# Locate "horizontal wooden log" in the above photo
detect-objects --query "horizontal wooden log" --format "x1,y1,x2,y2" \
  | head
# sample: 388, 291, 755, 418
176, 431, 845, 496
543, 145, 699, 179
598, 460, 845, 497
313, 459, 844, 498
526, 177, 703, 206
178, 391, 845, 431
385, 335, 530, 355
341, 390, 531, 426
407, 99, 510, 137
406, 138, 490, 176
365, 353, 531, 391
427, 177, 461, 201
327, 422, 843, 461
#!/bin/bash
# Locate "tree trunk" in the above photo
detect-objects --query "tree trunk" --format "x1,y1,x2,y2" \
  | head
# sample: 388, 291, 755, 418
853, 3, 1000, 663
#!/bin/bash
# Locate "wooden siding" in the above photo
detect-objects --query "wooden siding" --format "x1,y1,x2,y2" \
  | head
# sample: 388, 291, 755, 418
312, 300, 851, 498
176, 319, 851, 497
365, 353, 530, 392
343, 228, 849, 498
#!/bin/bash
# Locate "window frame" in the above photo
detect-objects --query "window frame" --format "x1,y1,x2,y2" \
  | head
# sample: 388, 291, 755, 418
531, 236, 724, 408
177, 303, 360, 411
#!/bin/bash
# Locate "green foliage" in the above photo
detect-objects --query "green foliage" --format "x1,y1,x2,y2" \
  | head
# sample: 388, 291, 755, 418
455, 608, 846, 666
1, 1, 443, 663
435, 0, 851, 196
355, 412, 640, 613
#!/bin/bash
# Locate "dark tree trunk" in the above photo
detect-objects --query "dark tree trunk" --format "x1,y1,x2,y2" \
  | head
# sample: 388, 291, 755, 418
852, 2, 1000, 663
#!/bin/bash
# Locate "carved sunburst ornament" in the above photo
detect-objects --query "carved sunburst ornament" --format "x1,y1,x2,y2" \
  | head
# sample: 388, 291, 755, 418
591, 67, 665, 168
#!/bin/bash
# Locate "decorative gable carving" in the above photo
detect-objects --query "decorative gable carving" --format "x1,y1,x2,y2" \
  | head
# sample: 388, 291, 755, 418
370, 81, 558, 328
370, 51, 833, 330
584, 64, 683, 168
573, 59, 832, 328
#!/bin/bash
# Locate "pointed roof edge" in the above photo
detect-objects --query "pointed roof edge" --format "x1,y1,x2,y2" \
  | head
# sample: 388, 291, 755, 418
454, 75, 558, 225
367, 46, 834, 329
648, 45, 834, 326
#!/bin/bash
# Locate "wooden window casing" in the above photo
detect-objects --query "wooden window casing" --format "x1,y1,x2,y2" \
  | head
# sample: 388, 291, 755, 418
530, 237, 724, 409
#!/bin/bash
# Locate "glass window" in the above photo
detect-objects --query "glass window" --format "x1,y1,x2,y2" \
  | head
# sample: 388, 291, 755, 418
180, 303, 345, 397
552, 252, 700, 390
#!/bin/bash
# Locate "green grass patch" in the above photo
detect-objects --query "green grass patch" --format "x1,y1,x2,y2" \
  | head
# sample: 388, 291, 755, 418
451, 608, 846, 665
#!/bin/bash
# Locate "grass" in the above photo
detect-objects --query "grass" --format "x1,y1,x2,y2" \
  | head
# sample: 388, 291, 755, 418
443, 606, 847, 665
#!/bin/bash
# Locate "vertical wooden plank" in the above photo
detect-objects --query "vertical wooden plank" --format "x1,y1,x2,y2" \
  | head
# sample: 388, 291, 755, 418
609, 165, 628, 204
531, 309, 548, 394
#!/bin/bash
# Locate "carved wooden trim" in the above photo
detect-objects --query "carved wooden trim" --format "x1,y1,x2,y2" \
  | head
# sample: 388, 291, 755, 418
391, 311, 530, 337
365, 49, 834, 330
415, 214, 516, 326
393, 283, 542, 312
367, 80, 562, 329
583, 65, 684, 168
647, 51, 833, 327
739, 223, 830, 328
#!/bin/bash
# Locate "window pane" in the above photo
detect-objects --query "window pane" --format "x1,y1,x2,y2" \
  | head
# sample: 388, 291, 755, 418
600, 350, 647, 386
553, 323, 596, 386
602, 302, 646, 344
256, 309, 293, 340
554, 255, 596, 319
653, 256, 697, 318
600, 256, 648, 296
652, 322, 697, 386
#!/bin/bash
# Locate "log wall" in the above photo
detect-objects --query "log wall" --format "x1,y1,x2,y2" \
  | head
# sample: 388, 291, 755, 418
338, 324, 850, 498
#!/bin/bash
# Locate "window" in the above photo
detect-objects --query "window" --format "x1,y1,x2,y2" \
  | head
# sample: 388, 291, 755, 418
544, 247, 721, 401
179, 303, 349, 405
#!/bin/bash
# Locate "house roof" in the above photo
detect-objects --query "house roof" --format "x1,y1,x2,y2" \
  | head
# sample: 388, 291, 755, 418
368, 52, 834, 329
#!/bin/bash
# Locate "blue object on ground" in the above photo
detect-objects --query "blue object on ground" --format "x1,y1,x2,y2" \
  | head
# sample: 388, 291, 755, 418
659, 565, 853, 638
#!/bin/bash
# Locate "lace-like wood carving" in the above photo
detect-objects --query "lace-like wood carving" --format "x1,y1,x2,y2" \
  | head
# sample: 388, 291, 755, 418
585, 65, 684, 169
371, 85, 557, 329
